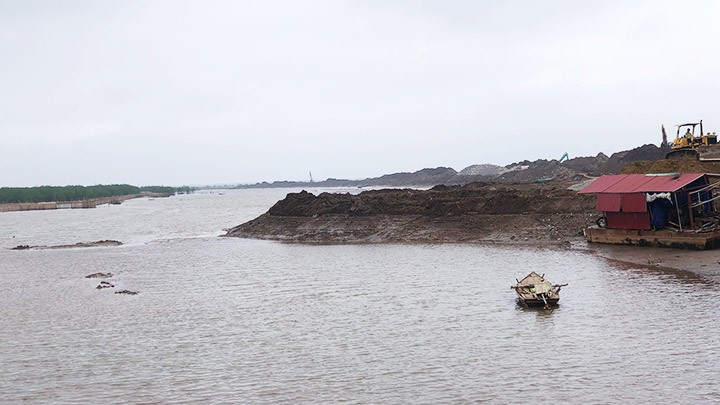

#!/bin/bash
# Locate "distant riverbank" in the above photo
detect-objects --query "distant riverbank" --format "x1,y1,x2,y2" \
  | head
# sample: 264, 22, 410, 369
0, 192, 173, 213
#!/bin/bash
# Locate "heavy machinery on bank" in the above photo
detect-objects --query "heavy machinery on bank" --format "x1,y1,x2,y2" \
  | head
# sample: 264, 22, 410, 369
664, 120, 719, 159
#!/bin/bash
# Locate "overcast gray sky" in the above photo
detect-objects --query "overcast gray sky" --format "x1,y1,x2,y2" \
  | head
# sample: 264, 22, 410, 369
2, 0, 719, 186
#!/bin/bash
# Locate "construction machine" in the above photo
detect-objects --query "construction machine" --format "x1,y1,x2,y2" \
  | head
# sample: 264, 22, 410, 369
665, 120, 718, 159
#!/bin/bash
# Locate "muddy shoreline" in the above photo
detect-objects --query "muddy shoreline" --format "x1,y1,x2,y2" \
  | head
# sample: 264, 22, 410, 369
224, 183, 720, 283
581, 243, 720, 283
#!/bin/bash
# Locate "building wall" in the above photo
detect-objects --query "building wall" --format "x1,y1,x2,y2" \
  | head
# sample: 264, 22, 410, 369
596, 192, 652, 230
606, 212, 652, 230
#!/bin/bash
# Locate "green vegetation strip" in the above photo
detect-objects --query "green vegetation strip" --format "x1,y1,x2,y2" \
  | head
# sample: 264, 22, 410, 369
0, 185, 194, 204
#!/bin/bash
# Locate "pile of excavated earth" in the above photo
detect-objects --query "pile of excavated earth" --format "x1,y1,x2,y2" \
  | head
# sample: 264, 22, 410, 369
225, 182, 597, 245
236, 144, 672, 189
460, 143, 670, 183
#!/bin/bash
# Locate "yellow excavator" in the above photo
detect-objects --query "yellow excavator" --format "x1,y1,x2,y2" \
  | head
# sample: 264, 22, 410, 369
664, 120, 718, 159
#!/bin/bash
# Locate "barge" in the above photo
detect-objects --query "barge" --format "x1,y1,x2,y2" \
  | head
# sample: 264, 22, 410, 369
579, 173, 720, 250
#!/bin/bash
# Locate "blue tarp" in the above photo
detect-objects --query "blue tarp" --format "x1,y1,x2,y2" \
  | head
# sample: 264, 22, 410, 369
649, 198, 674, 229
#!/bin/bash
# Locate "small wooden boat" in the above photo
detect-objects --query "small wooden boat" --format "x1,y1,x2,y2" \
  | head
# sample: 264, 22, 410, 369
511, 272, 567, 308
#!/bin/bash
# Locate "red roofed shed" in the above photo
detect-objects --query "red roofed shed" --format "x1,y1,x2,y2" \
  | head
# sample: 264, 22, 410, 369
578, 173, 711, 230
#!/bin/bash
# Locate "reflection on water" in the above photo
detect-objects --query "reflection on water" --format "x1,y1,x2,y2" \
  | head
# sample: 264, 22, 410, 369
515, 303, 562, 315
0, 190, 719, 404
602, 255, 716, 286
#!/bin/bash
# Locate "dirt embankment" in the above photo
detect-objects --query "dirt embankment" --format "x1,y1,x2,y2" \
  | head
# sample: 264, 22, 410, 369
622, 156, 720, 174
224, 182, 597, 244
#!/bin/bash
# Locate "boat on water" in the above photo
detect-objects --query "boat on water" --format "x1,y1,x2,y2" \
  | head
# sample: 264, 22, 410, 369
511, 272, 567, 308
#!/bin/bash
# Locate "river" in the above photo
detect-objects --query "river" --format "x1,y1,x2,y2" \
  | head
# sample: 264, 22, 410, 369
1, 189, 718, 404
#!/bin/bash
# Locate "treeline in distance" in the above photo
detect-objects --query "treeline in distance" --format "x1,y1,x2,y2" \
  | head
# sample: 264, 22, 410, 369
0, 184, 194, 204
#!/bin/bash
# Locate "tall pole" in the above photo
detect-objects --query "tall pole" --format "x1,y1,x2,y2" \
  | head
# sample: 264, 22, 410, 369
688, 191, 694, 230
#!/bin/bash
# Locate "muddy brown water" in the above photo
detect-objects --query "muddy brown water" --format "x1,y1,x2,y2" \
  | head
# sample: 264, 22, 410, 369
1, 189, 718, 403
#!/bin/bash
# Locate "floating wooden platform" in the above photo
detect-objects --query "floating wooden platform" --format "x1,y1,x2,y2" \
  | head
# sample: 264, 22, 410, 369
584, 226, 720, 250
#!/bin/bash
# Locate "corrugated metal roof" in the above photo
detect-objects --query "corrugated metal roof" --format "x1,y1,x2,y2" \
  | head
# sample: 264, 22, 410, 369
578, 175, 627, 194
635, 174, 704, 192
578, 173, 706, 194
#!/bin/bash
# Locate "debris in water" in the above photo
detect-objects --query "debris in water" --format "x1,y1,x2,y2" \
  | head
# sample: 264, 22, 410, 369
115, 290, 139, 295
96, 281, 115, 290
86, 272, 114, 279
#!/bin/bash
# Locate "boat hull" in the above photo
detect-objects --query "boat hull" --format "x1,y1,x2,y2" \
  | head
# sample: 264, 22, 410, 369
517, 298, 560, 308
